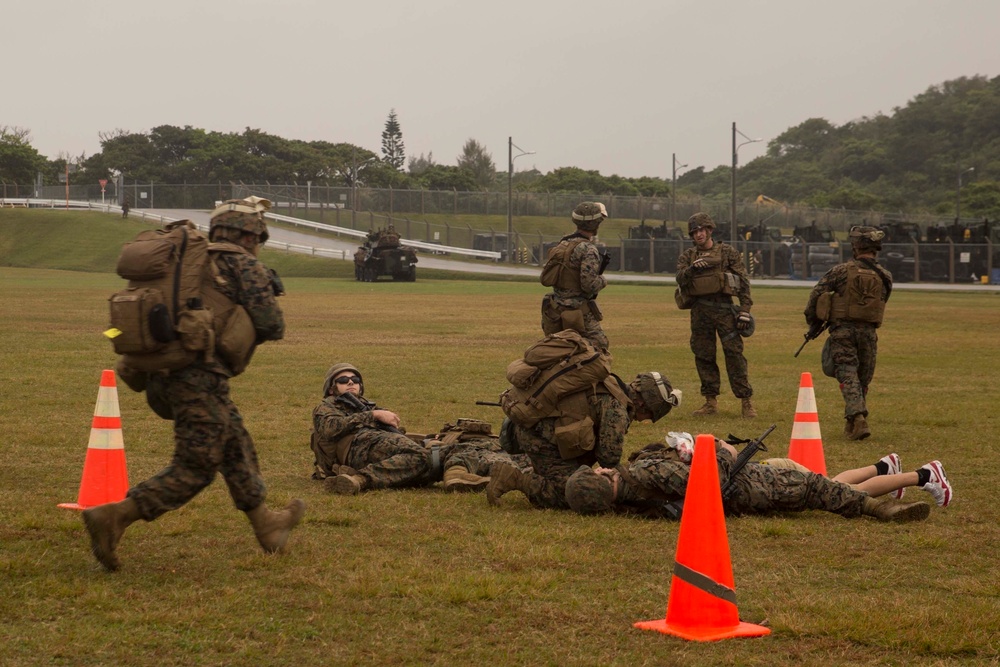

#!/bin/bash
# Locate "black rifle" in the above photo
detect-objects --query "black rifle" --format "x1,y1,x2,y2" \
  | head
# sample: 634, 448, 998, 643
794, 320, 829, 358
335, 391, 402, 434
661, 423, 776, 520
598, 249, 611, 275
475, 400, 502, 407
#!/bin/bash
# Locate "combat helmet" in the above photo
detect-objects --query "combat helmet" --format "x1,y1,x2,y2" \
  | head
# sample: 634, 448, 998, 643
630, 371, 682, 422
688, 212, 716, 236
322, 362, 364, 397
210, 196, 272, 243
849, 225, 885, 253
565, 466, 616, 514
572, 201, 608, 232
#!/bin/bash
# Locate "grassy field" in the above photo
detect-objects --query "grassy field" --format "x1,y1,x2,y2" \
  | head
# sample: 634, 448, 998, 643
1, 211, 999, 666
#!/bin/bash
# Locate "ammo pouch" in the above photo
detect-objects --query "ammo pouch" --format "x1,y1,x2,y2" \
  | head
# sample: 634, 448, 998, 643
215, 305, 256, 375
821, 337, 836, 378
553, 392, 596, 460
674, 287, 694, 310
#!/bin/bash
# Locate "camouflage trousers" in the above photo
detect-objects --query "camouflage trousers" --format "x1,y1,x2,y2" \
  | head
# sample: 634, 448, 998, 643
512, 424, 593, 510
829, 322, 878, 418
344, 432, 526, 489
128, 367, 266, 521
689, 301, 752, 398
541, 295, 609, 351
724, 464, 866, 518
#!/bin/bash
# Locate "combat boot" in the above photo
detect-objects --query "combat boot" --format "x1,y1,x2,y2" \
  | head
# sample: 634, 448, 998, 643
741, 397, 757, 419
82, 497, 142, 572
246, 499, 306, 553
692, 396, 718, 416
486, 462, 527, 506
861, 496, 930, 523
844, 416, 855, 438
849, 415, 871, 441
442, 466, 490, 493
324, 474, 368, 495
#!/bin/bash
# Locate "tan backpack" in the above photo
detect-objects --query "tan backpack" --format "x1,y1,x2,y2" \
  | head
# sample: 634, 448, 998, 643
106, 221, 215, 373
499, 330, 614, 430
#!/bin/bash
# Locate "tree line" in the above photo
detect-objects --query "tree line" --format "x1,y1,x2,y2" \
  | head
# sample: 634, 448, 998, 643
2, 75, 998, 217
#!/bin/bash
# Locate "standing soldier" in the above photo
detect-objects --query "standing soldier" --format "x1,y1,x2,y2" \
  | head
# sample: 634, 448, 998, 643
539, 201, 611, 351
83, 197, 305, 572
804, 226, 892, 440
675, 213, 756, 418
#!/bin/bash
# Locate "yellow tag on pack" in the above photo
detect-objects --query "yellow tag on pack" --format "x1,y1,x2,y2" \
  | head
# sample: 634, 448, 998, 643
104, 328, 123, 339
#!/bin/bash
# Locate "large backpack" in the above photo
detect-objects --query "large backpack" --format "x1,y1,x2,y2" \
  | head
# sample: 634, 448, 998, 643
499, 330, 613, 426
539, 239, 585, 289
106, 220, 218, 373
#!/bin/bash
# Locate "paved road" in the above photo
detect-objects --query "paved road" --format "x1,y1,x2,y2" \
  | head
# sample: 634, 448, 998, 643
150, 208, 1000, 292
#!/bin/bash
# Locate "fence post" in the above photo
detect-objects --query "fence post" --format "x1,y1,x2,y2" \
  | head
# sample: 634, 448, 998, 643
445, 221, 451, 246
913, 240, 921, 282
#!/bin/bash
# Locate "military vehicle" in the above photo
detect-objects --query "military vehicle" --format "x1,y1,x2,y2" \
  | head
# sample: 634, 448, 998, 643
621, 220, 686, 273
354, 226, 418, 282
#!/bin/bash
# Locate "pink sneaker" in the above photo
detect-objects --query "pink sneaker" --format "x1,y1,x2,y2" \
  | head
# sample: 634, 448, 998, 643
920, 461, 952, 507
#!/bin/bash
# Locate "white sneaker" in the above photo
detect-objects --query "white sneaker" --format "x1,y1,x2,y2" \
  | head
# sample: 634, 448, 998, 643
880, 453, 905, 500
920, 461, 952, 507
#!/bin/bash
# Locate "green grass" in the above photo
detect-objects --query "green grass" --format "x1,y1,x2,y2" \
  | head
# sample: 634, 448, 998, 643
1, 211, 999, 665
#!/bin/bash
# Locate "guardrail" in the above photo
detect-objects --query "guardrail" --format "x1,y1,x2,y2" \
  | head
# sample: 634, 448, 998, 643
265, 211, 501, 260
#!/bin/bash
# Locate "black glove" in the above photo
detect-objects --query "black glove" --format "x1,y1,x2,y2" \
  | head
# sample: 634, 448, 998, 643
268, 268, 286, 296
736, 311, 753, 331
598, 251, 611, 275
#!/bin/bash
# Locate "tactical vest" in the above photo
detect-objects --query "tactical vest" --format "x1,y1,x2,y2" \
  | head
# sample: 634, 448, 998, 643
539, 238, 586, 291
684, 244, 739, 297
829, 261, 887, 326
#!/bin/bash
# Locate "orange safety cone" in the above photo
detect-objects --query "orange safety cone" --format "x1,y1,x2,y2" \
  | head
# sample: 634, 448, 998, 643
634, 434, 770, 641
787, 372, 827, 475
58, 370, 130, 510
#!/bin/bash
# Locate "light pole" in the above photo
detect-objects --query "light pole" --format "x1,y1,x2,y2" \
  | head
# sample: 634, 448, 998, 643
730, 122, 762, 247
671, 153, 688, 224
956, 166, 974, 221
507, 136, 535, 263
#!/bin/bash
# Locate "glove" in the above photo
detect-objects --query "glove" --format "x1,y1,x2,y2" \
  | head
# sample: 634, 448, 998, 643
598, 251, 611, 275
268, 268, 286, 296
692, 256, 719, 270
736, 311, 753, 331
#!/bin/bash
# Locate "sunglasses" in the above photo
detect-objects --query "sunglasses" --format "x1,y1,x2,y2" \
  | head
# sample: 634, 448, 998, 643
334, 375, 361, 385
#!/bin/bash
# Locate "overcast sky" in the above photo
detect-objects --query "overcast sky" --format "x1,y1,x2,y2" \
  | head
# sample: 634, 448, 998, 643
5, 0, 998, 180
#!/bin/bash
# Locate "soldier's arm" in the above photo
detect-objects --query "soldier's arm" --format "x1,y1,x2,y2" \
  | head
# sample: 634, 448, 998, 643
594, 396, 627, 468
675, 249, 695, 286
577, 243, 607, 296
723, 245, 753, 311
804, 265, 846, 323
235, 256, 285, 342
313, 399, 379, 440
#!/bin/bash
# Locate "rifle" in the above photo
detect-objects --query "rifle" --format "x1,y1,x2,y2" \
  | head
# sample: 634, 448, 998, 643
661, 423, 776, 520
475, 400, 502, 407
335, 391, 403, 434
794, 320, 829, 358
598, 249, 611, 275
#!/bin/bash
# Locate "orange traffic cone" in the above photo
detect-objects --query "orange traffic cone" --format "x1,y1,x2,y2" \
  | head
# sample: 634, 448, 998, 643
58, 370, 130, 510
787, 372, 827, 475
634, 434, 770, 641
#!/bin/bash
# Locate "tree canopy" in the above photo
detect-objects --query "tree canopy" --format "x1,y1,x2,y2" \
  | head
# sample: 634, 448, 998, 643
8, 75, 1000, 217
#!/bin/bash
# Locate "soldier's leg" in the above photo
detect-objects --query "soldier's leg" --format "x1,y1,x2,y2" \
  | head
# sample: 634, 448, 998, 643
347, 432, 433, 490
127, 371, 229, 521
516, 427, 579, 509
690, 307, 721, 397
217, 394, 267, 512
830, 328, 866, 418
729, 466, 867, 517
856, 328, 878, 405
581, 311, 609, 352
718, 317, 752, 398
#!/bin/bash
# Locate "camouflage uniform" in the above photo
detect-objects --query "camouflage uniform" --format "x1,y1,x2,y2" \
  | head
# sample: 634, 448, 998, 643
600, 443, 866, 518
541, 234, 609, 350
128, 248, 285, 519
312, 401, 529, 489
804, 256, 892, 420
512, 393, 632, 509
676, 242, 754, 400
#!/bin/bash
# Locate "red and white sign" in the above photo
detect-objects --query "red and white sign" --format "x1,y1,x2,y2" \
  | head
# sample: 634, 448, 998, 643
99, 179, 108, 192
